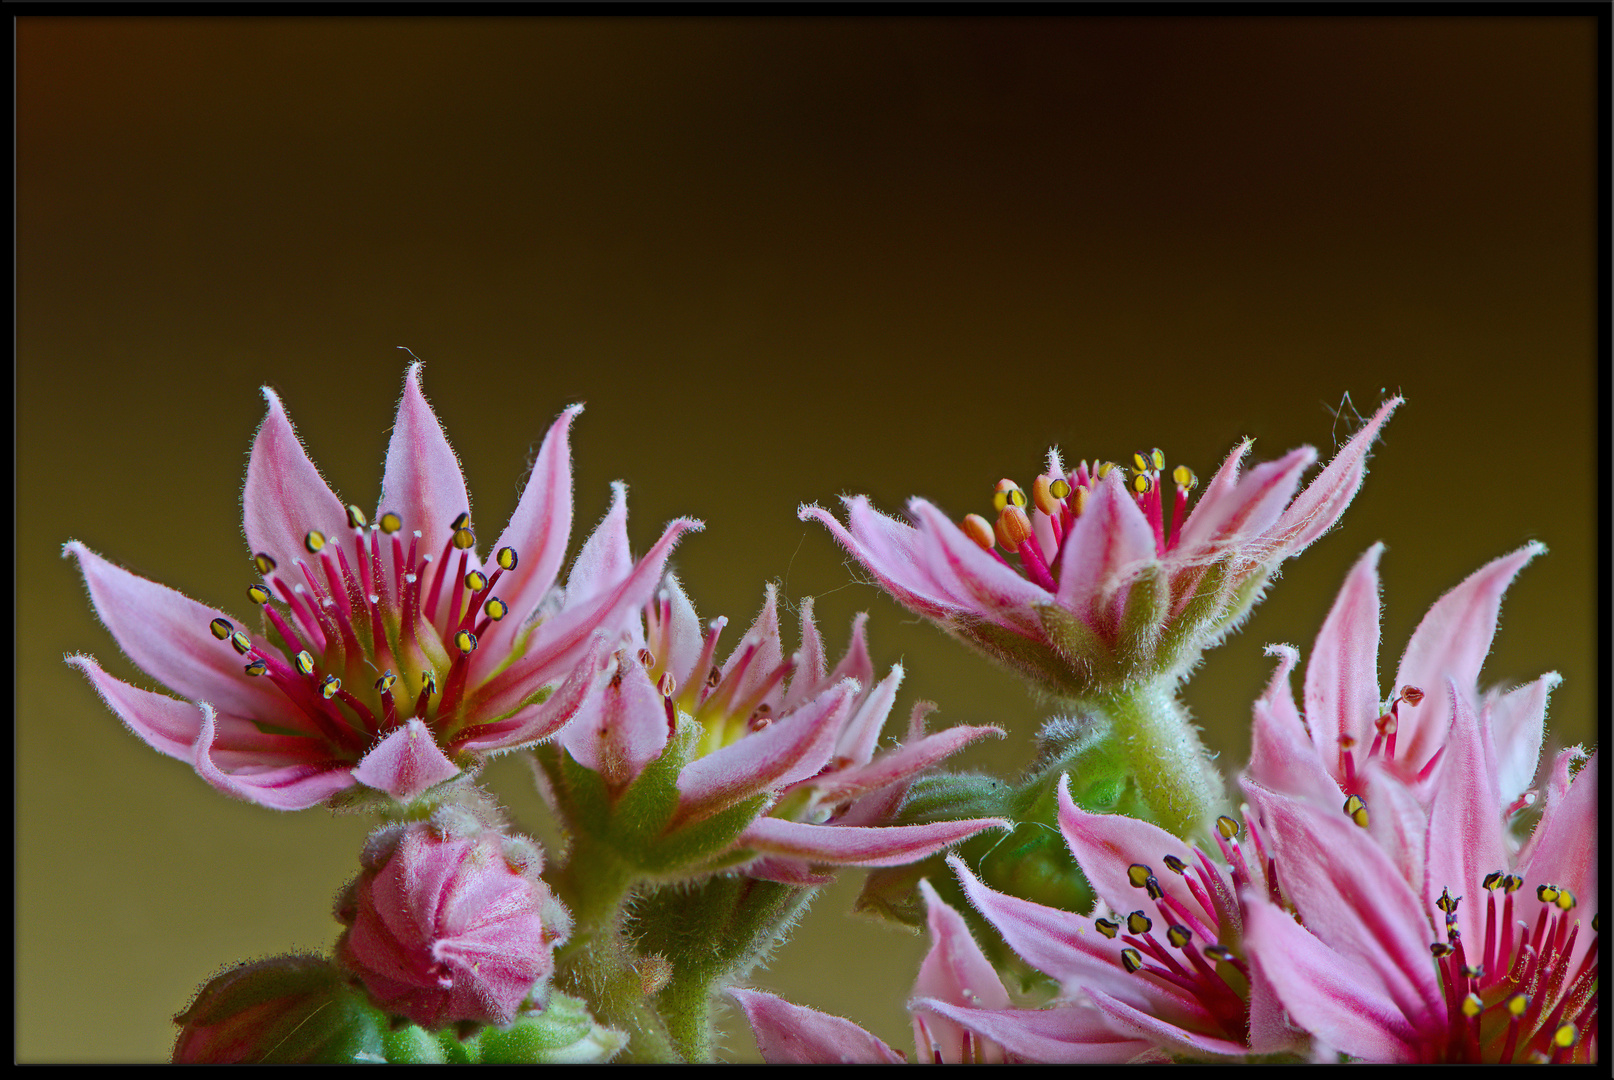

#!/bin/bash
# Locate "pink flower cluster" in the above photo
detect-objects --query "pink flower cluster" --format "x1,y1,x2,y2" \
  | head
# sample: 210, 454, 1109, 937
737, 546, 1598, 1064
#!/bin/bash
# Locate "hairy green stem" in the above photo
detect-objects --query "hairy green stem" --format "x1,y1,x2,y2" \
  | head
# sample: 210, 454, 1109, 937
1081, 680, 1227, 840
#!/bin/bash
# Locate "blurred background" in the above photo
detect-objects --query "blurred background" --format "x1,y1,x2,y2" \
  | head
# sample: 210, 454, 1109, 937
19, 16, 1599, 1062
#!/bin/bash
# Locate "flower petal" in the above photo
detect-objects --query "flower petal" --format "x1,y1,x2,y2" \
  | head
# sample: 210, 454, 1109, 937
1421, 681, 1507, 948
800, 499, 970, 622
673, 679, 855, 824
1518, 748, 1597, 943
912, 998, 1162, 1063
554, 647, 669, 788
1390, 542, 1542, 773
478, 403, 581, 663
1175, 445, 1315, 558
379, 364, 474, 575
906, 498, 1050, 624
1483, 672, 1557, 811
1303, 543, 1383, 772
728, 987, 905, 1064
1082, 987, 1251, 1060
65, 542, 298, 725
914, 878, 1011, 1009
1246, 645, 1345, 807
1054, 470, 1157, 638
455, 634, 611, 754
1269, 396, 1401, 556
351, 719, 462, 801
190, 702, 356, 810
737, 815, 1009, 868
831, 663, 902, 767
808, 722, 1002, 804
1241, 893, 1420, 1062
242, 385, 351, 576
564, 481, 632, 608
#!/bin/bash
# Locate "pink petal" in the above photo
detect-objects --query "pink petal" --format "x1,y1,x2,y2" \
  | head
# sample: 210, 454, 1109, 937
1246, 645, 1345, 807
190, 703, 357, 810
351, 719, 462, 801
1175, 445, 1316, 558
652, 573, 706, 691
65, 542, 299, 725
1169, 438, 1249, 550
914, 879, 1010, 1009
1239, 783, 1444, 1028
906, 498, 1050, 623
1351, 758, 1431, 904
831, 663, 902, 767
827, 610, 875, 690
741, 857, 836, 887
1518, 748, 1597, 940
455, 634, 610, 753
737, 815, 1009, 868
808, 723, 1002, 803
1241, 894, 1420, 1062
241, 385, 351, 577
379, 363, 473, 574
728, 987, 905, 1064
799, 500, 967, 622
1054, 469, 1157, 640
1056, 776, 1231, 934
1391, 542, 1542, 773
780, 595, 828, 712
715, 584, 786, 713
477, 403, 581, 665
1303, 543, 1384, 773
1483, 672, 1557, 811
912, 999, 1162, 1064
672, 680, 855, 823
564, 481, 632, 607
554, 648, 669, 788
1421, 680, 1507, 948
1083, 987, 1250, 1059
1269, 396, 1402, 556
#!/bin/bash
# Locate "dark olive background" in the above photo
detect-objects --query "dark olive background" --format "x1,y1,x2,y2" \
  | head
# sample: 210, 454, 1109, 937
19, 16, 1598, 1062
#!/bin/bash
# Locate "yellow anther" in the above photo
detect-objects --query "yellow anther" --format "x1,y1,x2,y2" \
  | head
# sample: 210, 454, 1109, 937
1507, 993, 1530, 1018
1483, 871, 1504, 891
1167, 925, 1192, 949
496, 546, 518, 571
253, 552, 277, 575
243, 660, 267, 677
1069, 485, 1089, 518
1149, 448, 1165, 470
1162, 855, 1188, 875
1120, 948, 1144, 973
1437, 888, 1460, 913
991, 479, 1027, 513
1537, 884, 1560, 905
1430, 942, 1453, 958
1132, 472, 1154, 495
1096, 461, 1117, 480
209, 618, 233, 640
320, 675, 341, 700
346, 504, 368, 529
295, 651, 315, 676
464, 569, 488, 592
1216, 815, 1241, 840
378, 512, 403, 534
1553, 1023, 1577, 1048
1126, 911, 1152, 935
1172, 464, 1197, 489
1204, 945, 1235, 963
1461, 993, 1483, 1018
1050, 477, 1071, 500
375, 671, 397, 693
230, 631, 252, 655
1126, 864, 1153, 888
452, 528, 476, 550
451, 511, 472, 531
1145, 876, 1164, 901
960, 513, 996, 552
305, 530, 326, 553
421, 671, 437, 696
1094, 918, 1119, 939
1344, 794, 1370, 828
455, 629, 478, 654
484, 597, 508, 621
1031, 475, 1064, 517
994, 505, 1033, 549
247, 584, 273, 605
1502, 874, 1524, 893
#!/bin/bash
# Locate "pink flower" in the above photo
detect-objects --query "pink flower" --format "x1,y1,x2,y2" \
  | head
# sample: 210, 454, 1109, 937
1239, 708, 1598, 1064
929, 775, 1298, 1062
800, 400, 1399, 696
334, 808, 571, 1031
731, 877, 1157, 1063
67, 364, 699, 809
550, 580, 1009, 877
1247, 542, 1557, 817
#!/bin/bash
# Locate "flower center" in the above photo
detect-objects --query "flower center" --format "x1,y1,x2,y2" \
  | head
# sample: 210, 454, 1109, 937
1422, 875, 1596, 1063
207, 506, 520, 758
959, 450, 1200, 591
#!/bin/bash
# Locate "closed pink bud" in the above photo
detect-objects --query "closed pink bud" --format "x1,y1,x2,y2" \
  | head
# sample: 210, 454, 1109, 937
335, 813, 570, 1031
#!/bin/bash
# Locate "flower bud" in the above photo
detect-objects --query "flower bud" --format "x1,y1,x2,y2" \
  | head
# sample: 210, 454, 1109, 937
172, 954, 387, 1064
335, 819, 571, 1031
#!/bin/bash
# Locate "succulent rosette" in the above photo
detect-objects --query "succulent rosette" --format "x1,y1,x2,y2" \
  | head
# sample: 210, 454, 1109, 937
334, 805, 572, 1032
66, 364, 699, 810
801, 399, 1400, 698
542, 579, 1009, 880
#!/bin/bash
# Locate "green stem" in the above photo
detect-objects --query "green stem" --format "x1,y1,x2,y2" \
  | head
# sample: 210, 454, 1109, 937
1083, 680, 1226, 840
550, 838, 679, 1064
